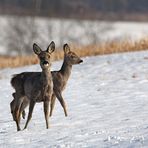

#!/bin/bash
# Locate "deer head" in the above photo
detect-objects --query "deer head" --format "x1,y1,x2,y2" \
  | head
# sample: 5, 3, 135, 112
33, 41, 55, 70
63, 44, 83, 65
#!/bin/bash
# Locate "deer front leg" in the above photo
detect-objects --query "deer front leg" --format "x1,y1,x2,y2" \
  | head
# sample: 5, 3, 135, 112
49, 94, 56, 117
44, 99, 50, 129
24, 100, 35, 130
54, 90, 68, 117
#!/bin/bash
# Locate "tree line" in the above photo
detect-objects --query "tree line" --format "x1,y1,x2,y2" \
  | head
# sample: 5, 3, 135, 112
0, 0, 148, 20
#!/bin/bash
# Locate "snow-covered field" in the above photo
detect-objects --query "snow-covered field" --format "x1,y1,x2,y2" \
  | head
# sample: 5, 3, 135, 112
1, 51, 148, 147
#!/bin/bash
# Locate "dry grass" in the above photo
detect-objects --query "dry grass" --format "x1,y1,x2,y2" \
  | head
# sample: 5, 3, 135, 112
1, 38, 148, 69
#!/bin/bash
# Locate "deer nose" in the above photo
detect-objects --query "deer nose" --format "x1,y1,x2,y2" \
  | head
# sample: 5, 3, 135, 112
79, 59, 83, 63
43, 61, 49, 65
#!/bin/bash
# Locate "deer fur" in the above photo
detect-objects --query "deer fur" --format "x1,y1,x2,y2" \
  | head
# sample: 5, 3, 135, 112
12, 41, 55, 131
10, 44, 83, 130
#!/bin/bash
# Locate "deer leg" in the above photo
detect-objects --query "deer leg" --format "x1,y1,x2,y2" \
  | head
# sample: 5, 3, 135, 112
24, 100, 35, 130
10, 93, 21, 131
11, 93, 21, 120
22, 110, 26, 119
54, 91, 68, 117
20, 97, 29, 119
20, 102, 26, 119
49, 94, 56, 117
10, 92, 20, 121
11, 93, 27, 122
44, 99, 50, 129
10, 96, 16, 121
14, 96, 24, 131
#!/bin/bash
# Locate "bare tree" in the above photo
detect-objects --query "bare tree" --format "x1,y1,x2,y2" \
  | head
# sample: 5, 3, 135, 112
83, 21, 114, 45
4, 16, 38, 55
3, 16, 114, 55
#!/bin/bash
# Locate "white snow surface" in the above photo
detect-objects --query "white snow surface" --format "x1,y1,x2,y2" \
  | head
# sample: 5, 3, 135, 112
1, 51, 148, 147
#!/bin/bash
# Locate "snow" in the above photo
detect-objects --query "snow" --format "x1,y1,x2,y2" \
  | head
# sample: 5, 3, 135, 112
1, 51, 148, 147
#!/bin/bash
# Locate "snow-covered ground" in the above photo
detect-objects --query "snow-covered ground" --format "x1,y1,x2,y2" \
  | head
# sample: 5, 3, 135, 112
1, 51, 148, 147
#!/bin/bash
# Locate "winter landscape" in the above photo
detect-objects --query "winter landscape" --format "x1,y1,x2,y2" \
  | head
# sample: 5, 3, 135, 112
1, 1, 148, 148
0, 50, 148, 147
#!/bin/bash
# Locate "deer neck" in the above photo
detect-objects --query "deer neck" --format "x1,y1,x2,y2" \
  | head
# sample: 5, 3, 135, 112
41, 68, 52, 85
60, 59, 72, 81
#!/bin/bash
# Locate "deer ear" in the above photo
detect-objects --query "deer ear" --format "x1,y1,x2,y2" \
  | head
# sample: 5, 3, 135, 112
63, 44, 70, 53
47, 41, 55, 53
33, 43, 42, 55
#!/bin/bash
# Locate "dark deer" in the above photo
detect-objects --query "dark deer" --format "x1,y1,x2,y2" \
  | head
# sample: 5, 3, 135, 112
11, 41, 55, 131
10, 44, 83, 129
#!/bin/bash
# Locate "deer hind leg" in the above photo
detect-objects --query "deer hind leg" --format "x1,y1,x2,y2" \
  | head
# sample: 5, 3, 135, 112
24, 100, 36, 130
20, 97, 29, 119
54, 90, 68, 117
49, 94, 56, 117
44, 99, 50, 129
10, 93, 26, 120
10, 93, 16, 121
22, 110, 26, 119
13, 94, 24, 131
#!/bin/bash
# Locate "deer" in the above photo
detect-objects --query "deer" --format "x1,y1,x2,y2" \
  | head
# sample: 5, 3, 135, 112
11, 41, 55, 131
10, 44, 83, 127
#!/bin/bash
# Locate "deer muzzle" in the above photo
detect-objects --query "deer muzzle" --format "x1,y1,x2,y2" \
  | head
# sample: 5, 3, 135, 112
42, 61, 49, 66
79, 59, 83, 63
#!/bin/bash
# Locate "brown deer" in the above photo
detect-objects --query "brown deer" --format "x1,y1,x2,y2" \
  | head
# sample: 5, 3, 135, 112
12, 41, 55, 131
10, 44, 83, 129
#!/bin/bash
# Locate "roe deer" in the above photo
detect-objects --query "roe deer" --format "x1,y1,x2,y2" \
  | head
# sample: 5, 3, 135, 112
10, 44, 83, 126
50, 44, 83, 116
12, 41, 55, 131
